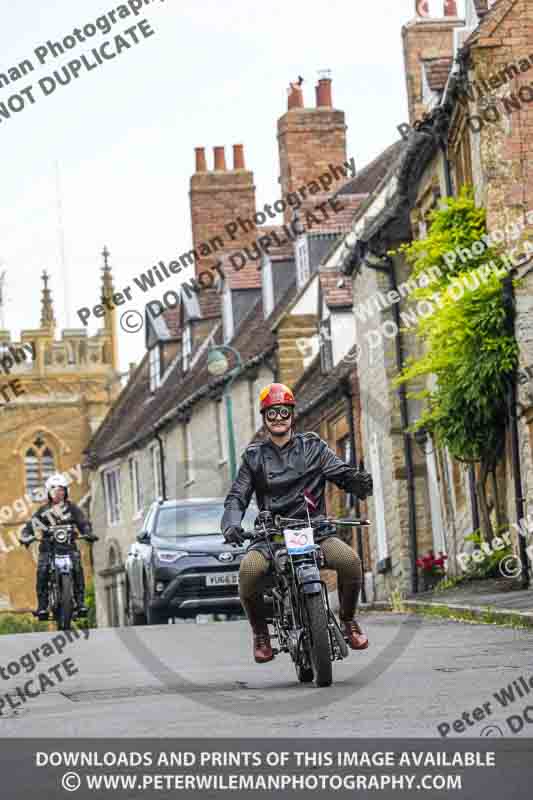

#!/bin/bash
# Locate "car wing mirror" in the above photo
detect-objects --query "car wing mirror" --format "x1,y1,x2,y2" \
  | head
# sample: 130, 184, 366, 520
136, 531, 150, 544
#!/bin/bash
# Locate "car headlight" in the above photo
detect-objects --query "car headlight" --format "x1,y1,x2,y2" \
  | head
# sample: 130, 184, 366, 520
155, 549, 188, 563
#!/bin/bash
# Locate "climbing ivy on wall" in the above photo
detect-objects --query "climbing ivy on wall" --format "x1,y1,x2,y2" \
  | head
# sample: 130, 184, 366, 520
393, 188, 519, 540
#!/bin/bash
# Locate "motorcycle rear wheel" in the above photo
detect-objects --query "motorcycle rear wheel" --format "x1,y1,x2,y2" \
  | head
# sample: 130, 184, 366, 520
304, 593, 332, 687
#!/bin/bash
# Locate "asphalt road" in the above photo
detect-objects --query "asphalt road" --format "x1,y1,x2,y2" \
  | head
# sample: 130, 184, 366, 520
1, 612, 532, 739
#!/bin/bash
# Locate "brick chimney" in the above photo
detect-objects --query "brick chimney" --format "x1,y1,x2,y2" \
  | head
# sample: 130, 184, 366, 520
402, 4, 464, 123
278, 73, 347, 224
189, 144, 260, 287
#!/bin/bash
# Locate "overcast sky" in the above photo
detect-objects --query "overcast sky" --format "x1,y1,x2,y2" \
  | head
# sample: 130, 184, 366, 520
0, 0, 465, 371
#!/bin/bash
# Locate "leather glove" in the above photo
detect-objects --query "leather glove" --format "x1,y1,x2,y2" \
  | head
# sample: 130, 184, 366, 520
20, 534, 35, 548
85, 533, 99, 542
353, 470, 373, 499
223, 526, 246, 547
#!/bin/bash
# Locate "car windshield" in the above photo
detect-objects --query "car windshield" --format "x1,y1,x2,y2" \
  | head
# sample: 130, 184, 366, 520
154, 503, 257, 537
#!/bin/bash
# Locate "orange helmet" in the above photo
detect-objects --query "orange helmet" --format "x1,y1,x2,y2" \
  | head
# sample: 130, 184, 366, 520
259, 382, 295, 412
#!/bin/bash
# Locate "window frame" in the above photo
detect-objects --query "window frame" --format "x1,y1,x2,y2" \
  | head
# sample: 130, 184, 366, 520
24, 442, 56, 500
261, 255, 274, 318
182, 323, 192, 372
103, 466, 122, 526
183, 422, 195, 485
151, 444, 163, 499
296, 237, 310, 288
128, 455, 143, 517
149, 344, 161, 393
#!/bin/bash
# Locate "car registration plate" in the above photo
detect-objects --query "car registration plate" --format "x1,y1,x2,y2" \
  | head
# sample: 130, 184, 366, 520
206, 573, 239, 586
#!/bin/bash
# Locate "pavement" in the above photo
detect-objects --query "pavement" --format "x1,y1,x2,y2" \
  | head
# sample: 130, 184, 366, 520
399, 578, 533, 626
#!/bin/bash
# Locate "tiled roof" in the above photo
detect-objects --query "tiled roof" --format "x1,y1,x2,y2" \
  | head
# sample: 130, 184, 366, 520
466, 0, 515, 45
298, 194, 364, 235
424, 57, 453, 91
87, 281, 298, 464
161, 307, 181, 337
221, 227, 295, 290
197, 287, 222, 319
320, 270, 353, 308
293, 345, 358, 419
220, 252, 263, 291
338, 141, 405, 196
261, 225, 295, 260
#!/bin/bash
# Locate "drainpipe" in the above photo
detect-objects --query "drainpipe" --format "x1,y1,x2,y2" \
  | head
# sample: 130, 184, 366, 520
366, 254, 419, 594
502, 275, 530, 589
153, 430, 167, 501
341, 376, 366, 602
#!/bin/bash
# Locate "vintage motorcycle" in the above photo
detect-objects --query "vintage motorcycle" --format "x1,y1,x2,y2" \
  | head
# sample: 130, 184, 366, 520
24, 524, 97, 631
252, 510, 370, 687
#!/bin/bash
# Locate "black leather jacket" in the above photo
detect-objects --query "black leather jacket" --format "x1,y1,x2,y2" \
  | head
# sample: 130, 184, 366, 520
20, 501, 92, 553
221, 432, 372, 533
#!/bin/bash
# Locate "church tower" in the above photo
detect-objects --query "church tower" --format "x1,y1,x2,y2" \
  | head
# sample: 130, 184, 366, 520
0, 255, 120, 613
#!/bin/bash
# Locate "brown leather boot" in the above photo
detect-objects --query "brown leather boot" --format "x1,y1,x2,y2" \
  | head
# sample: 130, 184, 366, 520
343, 619, 369, 650
253, 627, 274, 663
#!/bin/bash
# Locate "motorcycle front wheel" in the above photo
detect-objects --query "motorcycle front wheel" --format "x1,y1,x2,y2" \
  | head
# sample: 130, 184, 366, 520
58, 573, 74, 631
304, 593, 332, 687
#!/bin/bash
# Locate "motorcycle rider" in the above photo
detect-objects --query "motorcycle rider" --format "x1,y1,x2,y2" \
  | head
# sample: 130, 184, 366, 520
221, 383, 373, 664
19, 473, 97, 620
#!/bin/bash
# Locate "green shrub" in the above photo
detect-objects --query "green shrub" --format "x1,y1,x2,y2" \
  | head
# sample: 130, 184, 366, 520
462, 529, 512, 578
0, 614, 49, 635
433, 574, 467, 594
77, 579, 97, 630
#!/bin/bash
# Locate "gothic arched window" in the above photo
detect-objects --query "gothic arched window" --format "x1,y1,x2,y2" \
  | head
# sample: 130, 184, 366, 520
24, 436, 56, 499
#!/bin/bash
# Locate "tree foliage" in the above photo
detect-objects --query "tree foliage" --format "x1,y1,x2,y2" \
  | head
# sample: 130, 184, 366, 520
393, 188, 518, 539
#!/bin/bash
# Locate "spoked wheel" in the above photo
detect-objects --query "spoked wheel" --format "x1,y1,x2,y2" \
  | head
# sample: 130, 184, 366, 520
58, 573, 74, 631
304, 593, 333, 687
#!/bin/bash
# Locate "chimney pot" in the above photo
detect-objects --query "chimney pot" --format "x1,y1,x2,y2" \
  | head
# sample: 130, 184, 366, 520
316, 78, 332, 108
195, 147, 207, 172
415, 0, 430, 15
443, 0, 458, 15
233, 144, 245, 170
213, 146, 226, 171
287, 83, 304, 110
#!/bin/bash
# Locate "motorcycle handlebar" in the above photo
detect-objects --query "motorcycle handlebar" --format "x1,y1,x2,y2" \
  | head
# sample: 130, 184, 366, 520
21, 532, 99, 545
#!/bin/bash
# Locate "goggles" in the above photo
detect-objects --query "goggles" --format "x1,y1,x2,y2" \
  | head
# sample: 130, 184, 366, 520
264, 405, 293, 422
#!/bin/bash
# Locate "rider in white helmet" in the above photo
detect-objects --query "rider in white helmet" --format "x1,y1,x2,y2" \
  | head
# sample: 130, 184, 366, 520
20, 472, 98, 620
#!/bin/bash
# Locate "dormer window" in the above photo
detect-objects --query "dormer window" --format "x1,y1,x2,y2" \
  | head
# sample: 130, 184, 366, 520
296, 237, 310, 288
182, 323, 192, 372
149, 344, 161, 392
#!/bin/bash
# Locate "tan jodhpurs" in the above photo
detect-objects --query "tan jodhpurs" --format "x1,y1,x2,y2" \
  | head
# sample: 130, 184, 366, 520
238, 537, 362, 631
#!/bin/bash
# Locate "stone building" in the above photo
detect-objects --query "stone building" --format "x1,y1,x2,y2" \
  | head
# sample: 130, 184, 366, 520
331, 0, 533, 599
0, 258, 120, 612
